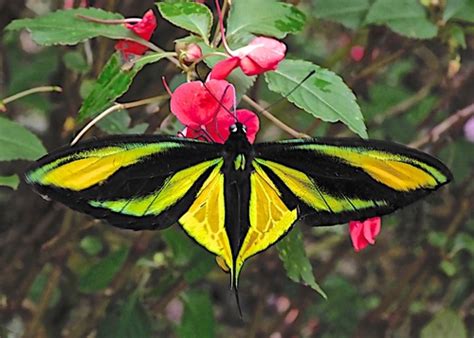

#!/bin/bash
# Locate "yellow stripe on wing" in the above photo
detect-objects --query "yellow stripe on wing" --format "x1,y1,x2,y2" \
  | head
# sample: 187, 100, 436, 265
297, 145, 444, 191
30, 143, 181, 191
179, 162, 233, 277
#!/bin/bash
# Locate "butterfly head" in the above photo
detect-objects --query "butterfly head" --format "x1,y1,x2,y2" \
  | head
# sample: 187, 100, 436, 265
229, 122, 247, 135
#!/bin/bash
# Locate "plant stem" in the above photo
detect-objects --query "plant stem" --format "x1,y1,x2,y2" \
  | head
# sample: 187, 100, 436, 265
242, 95, 310, 138
71, 95, 167, 145
1, 86, 62, 106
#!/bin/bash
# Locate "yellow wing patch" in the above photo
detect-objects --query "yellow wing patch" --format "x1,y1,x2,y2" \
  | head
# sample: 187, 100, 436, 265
178, 163, 233, 274
298, 145, 443, 191
235, 162, 297, 280
89, 159, 220, 217
31, 143, 181, 191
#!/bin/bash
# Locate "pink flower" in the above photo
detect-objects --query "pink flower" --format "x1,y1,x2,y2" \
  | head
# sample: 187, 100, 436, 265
349, 217, 381, 252
463, 116, 474, 143
210, 37, 286, 80
208, 0, 286, 80
350, 45, 365, 62
115, 10, 157, 59
169, 80, 259, 143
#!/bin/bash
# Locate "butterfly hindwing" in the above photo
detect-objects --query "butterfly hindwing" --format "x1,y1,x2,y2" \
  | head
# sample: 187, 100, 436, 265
25, 135, 224, 230
253, 138, 452, 226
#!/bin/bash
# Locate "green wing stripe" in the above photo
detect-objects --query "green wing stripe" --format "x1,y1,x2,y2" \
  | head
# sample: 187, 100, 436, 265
89, 159, 222, 217
255, 158, 386, 212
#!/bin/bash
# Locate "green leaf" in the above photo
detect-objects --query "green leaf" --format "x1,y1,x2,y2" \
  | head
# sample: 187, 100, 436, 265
452, 233, 474, 255
157, 2, 213, 42
0, 116, 46, 161
265, 59, 367, 138
226, 0, 306, 43
78, 246, 129, 293
97, 292, 152, 338
421, 309, 467, 338
184, 252, 214, 284
313, 0, 371, 29
444, 0, 474, 23
277, 227, 327, 298
439, 260, 457, 277
6, 8, 135, 46
177, 291, 215, 338
365, 0, 438, 39
78, 52, 168, 121
63, 51, 90, 73
0, 175, 20, 190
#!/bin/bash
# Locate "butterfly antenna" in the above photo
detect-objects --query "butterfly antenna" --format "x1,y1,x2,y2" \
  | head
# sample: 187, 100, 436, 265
202, 81, 238, 122
261, 70, 316, 113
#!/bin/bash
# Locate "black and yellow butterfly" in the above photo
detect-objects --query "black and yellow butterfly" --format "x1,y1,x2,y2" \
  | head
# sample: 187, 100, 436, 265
25, 122, 452, 306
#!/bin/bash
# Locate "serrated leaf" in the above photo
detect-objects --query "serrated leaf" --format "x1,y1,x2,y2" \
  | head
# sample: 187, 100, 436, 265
226, 0, 306, 43
78, 52, 168, 121
265, 59, 367, 138
157, 2, 213, 42
97, 292, 152, 338
277, 227, 327, 298
0, 116, 46, 161
421, 309, 467, 338
0, 175, 20, 190
177, 291, 215, 338
6, 8, 135, 46
78, 246, 129, 293
365, 0, 438, 39
313, 0, 371, 29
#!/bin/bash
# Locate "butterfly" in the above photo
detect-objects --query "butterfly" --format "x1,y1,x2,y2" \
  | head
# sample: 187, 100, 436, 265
25, 122, 452, 310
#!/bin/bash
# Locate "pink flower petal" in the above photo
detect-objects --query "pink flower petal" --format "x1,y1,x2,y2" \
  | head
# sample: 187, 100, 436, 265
170, 80, 234, 128
235, 37, 286, 76
209, 57, 240, 80
115, 10, 157, 58
349, 217, 382, 252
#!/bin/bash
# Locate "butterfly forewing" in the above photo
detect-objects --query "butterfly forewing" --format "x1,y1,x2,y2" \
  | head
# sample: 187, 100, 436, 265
25, 135, 224, 230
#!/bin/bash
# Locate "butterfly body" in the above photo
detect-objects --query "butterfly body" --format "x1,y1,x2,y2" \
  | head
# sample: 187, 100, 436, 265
25, 125, 452, 292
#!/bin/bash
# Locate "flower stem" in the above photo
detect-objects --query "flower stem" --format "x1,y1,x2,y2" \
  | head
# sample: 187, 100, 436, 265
214, 0, 233, 54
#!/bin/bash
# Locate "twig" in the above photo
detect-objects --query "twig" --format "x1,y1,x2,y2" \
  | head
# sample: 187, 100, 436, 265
242, 95, 310, 138
1, 86, 62, 108
24, 265, 62, 337
410, 102, 474, 148
71, 95, 167, 145
349, 50, 405, 84
372, 77, 438, 126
